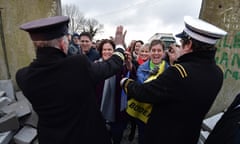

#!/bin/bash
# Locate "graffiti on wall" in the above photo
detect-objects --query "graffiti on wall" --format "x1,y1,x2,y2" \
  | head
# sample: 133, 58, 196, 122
47, 1, 57, 17
215, 32, 240, 80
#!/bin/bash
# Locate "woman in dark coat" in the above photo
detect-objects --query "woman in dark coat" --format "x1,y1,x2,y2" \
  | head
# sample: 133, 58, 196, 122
95, 39, 136, 144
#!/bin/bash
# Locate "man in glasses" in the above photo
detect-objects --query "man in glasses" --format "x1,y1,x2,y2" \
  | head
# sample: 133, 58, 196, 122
120, 16, 227, 144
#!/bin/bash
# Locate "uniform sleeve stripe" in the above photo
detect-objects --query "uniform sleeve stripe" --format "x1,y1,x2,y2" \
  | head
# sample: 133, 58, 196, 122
113, 52, 125, 61
173, 65, 185, 78
124, 79, 133, 95
176, 64, 188, 77
172, 64, 187, 78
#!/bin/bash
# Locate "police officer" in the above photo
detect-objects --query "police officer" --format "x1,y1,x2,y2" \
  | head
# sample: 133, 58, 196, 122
120, 16, 227, 144
16, 16, 126, 144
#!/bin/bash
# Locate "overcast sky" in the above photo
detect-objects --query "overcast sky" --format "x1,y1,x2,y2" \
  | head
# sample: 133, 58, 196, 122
61, 0, 202, 44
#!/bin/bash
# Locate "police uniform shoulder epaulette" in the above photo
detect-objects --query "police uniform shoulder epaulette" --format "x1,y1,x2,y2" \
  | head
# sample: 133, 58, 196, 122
172, 64, 188, 78
113, 51, 125, 61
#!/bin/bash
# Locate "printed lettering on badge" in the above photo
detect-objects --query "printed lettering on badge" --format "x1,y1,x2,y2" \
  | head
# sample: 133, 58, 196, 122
127, 99, 152, 123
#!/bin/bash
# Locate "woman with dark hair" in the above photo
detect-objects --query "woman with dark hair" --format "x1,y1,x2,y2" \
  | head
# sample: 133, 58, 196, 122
95, 39, 136, 144
132, 40, 144, 60
130, 40, 144, 71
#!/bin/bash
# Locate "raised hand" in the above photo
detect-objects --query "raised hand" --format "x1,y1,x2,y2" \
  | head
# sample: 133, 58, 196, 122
114, 25, 127, 46
124, 51, 133, 70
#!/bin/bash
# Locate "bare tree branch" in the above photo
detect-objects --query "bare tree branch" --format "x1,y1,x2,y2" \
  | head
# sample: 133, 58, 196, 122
62, 4, 104, 39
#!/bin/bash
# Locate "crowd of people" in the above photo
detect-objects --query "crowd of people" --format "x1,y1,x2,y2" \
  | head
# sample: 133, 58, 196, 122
16, 15, 227, 144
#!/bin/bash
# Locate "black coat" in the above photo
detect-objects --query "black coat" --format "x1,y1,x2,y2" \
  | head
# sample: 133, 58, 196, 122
124, 51, 223, 144
204, 93, 240, 144
16, 47, 124, 144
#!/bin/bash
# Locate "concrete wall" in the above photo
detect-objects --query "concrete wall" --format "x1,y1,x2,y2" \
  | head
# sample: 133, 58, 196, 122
0, 0, 61, 89
200, 0, 240, 117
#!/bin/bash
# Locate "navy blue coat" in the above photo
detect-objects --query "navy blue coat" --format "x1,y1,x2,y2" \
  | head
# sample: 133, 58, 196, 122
16, 47, 124, 144
123, 50, 223, 144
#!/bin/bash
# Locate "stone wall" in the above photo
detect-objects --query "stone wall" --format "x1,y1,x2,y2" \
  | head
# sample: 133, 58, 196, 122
0, 0, 61, 89
200, 0, 240, 117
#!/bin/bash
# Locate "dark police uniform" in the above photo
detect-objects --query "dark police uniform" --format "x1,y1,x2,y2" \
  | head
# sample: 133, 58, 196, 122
121, 16, 227, 144
123, 51, 223, 144
16, 16, 126, 144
